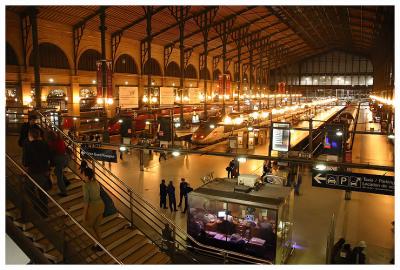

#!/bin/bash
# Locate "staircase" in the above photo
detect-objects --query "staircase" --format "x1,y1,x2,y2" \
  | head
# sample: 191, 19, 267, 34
6, 154, 170, 264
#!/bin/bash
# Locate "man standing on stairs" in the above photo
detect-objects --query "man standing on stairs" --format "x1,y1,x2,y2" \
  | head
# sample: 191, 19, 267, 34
48, 131, 69, 197
22, 127, 51, 218
18, 113, 43, 148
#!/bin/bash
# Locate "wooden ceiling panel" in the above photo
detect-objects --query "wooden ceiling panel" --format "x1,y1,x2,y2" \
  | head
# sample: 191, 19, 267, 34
6, 5, 393, 66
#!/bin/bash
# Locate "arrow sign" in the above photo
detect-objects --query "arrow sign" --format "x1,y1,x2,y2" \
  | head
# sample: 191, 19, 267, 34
312, 170, 394, 196
313, 173, 326, 184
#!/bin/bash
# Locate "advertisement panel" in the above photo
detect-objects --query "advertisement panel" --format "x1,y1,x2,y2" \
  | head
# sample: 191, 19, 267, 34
81, 147, 117, 163
272, 122, 290, 152
119, 87, 139, 109
189, 88, 201, 104
160, 87, 175, 105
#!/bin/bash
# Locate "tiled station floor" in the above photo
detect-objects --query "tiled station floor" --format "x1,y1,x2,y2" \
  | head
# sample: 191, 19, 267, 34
5, 105, 394, 264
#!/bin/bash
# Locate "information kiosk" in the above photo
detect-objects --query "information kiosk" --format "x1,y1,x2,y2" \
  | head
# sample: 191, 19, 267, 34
187, 178, 294, 264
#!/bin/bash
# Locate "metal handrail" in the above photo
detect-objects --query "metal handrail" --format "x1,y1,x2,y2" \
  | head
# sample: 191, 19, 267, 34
37, 111, 274, 264
6, 154, 123, 265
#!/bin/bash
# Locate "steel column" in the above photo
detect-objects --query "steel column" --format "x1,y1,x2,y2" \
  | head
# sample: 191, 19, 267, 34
29, 7, 41, 109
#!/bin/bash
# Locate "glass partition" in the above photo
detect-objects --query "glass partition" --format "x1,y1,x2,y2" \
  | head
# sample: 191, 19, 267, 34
188, 194, 279, 262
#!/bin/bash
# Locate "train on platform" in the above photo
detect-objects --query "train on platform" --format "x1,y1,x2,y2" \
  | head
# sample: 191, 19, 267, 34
107, 105, 220, 135
192, 98, 342, 146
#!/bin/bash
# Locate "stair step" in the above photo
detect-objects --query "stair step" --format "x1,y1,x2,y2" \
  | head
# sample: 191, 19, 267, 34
6, 200, 16, 211
103, 228, 140, 251
158, 254, 171, 264
6, 208, 21, 220
91, 234, 147, 264
99, 217, 129, 238
23, 227, 44, 241
144, 252, 170, 264
13, 219, 34, 231
57, 190, 83, 204
49, 180, 83, 196
123, 243, 156, 264
34, 237, 54, 252
59, 196, 83, 210
133, 246, 160, 264
44, 248, 63, 263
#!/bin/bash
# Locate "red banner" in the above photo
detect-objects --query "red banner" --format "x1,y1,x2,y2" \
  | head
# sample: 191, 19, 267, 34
226, 74, 231, 95
96, 61, 103, 98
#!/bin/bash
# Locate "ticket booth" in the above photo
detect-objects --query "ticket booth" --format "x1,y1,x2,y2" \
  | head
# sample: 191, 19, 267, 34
188, 178, 294, 264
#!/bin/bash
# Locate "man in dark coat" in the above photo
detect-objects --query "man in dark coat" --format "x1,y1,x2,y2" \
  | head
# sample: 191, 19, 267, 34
22, 127, 51, 218
178, 178, 188, 207
18, 113, 43, 148
167, 181, 177, 212
159, 179, 168, 209
182, 183, 193, 214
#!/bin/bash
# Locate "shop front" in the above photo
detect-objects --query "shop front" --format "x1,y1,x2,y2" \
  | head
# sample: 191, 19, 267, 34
79, 87, 97, 111
46, 88, 68, 112
188, 179, 294, 264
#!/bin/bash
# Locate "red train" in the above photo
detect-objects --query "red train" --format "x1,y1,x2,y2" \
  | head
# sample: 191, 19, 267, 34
107, 106, 219, 135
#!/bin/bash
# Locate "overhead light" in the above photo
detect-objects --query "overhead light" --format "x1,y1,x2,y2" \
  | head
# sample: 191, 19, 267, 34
118, 119, 123, 123
247, 126, 254, 131
145, 121, 151, 125
92, 80, 96, 84
106, 98, 114, 105
95, 118, 99, 122
49, 78, 54, 83
336, 131, 343, 136
174, 122, 181, 128
125, 81, 128, 85
209, 124, 215, 129
237, 157, 247, 163
142, 95, 149, 103
73, 117, 77, 121
151, 81, 155, 86
97, 98, 104, 104
14, 98, 18, 102
172, 83, 175, 86
65, 97, 68, 101
120, 146, 127, 152
315, 164, 326, 171
172, 151, 180, 157
388, 134, 395, 139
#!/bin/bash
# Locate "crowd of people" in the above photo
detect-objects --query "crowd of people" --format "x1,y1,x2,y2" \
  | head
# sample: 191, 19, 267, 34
160, 178, 193, 214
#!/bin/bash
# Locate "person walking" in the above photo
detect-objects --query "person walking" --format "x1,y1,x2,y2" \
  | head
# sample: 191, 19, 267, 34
18, 113, 43, 148
160, 179, 168, 209
47, 131, 69, 197
167, 181, 177, 212
335, 243, 352, 264
22, 127, 51, 218
226, 159, 235, 178
159, 145, 167, 162
294, 174, 302, 195
177, 178, 188, 207
182, 183, 193, 214
350, 241, 367, 264
82, 167, 105, 252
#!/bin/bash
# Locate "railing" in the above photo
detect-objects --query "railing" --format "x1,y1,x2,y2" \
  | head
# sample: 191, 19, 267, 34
36, 110, 273, 264
5, 154, 122, 264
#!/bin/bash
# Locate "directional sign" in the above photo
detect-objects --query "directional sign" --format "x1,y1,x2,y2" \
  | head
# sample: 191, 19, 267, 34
312, 170, 394, 196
